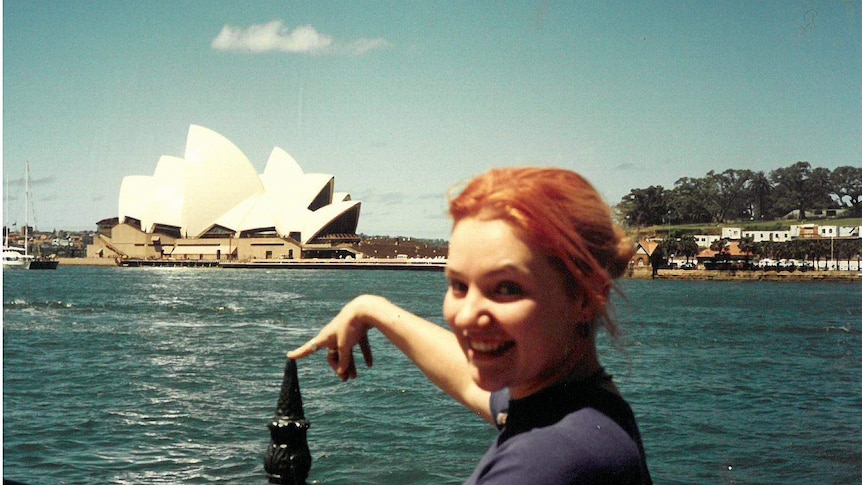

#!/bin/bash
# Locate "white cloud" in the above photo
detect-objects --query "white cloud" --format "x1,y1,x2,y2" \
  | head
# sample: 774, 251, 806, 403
338, 37, 392, 57
211, 20, 389, 56
211, 21, 331, 53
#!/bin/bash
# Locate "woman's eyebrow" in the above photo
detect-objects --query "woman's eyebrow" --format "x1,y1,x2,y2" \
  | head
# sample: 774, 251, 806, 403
445, 262, 530, 280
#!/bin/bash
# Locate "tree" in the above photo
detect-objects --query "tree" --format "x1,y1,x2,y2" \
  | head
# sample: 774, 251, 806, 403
648, 242, 666, 277
748, 171, 773, 220
756, 241, 777, 262
617, 161, 853, 225
618, 186, 669, 227
770, 162, 833, 219
704, 169, 753, 223
829, 166, 862, 215
670, 177, 712, 223
798, 239, 825, 269
661, 237, 680, 260
842, 239, 862, 270
677, 235, 700, 263
671, 170, 752, 223
738, 236, 757, 259
787, 240, 804, 262
709, 238, 730, 262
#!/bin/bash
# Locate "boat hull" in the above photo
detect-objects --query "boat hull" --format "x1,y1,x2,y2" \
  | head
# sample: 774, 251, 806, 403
29, 259, 59, 270
3, 249, 33, 270
3, 260, 31, 270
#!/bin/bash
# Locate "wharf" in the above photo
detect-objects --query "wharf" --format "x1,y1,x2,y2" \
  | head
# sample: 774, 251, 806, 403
121, 259, 219, 268
221, 259, 445, 271
107, 258, 446, 271
52, 259, 862, 280
634, 268, 862, 282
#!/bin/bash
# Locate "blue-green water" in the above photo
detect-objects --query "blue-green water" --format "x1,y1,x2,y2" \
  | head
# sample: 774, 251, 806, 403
3, 267, 860, 484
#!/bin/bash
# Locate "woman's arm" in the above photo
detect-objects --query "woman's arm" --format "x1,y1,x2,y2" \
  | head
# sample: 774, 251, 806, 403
288, 295, 492, 423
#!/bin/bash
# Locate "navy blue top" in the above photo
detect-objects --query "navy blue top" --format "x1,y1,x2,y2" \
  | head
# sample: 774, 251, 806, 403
463, 374, 652, 485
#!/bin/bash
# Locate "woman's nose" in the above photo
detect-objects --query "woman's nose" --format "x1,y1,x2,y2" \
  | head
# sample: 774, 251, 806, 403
453, 288, 490, 329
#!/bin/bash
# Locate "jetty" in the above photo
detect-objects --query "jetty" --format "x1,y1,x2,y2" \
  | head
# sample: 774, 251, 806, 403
221, 258, 445, 271
102, 257, 446, 271
630, 267, 862, 282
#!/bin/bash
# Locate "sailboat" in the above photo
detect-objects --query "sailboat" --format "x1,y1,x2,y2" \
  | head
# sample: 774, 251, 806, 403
3, 176, 32, 270
2, 239, 33, 270
2, 162, 59, 270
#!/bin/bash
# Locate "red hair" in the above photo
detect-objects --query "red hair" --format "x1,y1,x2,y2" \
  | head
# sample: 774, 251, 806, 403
448, 168, 634, 335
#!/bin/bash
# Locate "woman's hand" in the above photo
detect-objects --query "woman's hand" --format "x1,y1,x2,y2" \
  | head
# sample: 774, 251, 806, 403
287, 295, 380, 381
287, 294, 492, 422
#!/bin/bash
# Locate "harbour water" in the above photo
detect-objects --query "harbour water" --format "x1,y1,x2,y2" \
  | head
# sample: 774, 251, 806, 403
3, 267, 860, 484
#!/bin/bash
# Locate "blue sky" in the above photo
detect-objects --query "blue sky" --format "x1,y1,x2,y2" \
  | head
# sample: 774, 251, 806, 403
3, 1, 860, 239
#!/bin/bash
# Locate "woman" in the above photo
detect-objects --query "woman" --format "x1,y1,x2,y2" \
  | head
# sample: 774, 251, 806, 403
289, 167, 652, 484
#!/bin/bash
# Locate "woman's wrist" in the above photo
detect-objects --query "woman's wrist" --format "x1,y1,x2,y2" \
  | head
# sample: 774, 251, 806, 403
347, 295, 390, 330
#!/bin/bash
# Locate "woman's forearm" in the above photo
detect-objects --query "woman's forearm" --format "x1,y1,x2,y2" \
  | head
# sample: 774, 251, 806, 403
359, 296, 491, 421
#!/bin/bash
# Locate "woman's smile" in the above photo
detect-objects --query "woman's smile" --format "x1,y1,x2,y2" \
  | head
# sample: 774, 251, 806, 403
467, 338, 516, 357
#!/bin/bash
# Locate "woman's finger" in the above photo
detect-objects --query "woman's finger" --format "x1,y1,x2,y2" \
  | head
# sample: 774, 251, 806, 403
326, 347, 340, 373
359, 334, 374, 368
286, 337, 324, 360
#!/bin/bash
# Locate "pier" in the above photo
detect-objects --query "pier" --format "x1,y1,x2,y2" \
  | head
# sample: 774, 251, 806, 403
222, 259, 445, 271
104, 258, 446, 271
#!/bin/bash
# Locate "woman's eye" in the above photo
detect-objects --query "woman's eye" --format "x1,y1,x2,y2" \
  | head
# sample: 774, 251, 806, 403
448, 280, 468, 295
496, 282, 524, 297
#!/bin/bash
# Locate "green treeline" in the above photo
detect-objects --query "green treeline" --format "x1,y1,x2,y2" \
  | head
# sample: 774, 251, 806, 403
616, 162, 862, 226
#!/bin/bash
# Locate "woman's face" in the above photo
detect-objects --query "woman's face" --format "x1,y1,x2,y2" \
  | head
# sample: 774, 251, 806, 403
443, 217, 593, 399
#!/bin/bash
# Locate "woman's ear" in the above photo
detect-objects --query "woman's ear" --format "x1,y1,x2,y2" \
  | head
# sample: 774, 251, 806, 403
577, 283, 609, 324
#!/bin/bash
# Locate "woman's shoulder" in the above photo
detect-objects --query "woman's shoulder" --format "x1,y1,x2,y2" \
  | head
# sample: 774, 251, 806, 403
487, 409, 642, 483
508, 406, 640, 459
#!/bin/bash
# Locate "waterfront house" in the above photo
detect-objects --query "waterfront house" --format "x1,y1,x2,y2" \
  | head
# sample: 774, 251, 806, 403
696, 241, 754, 269
741, 230, 792, 243
631, 241, 659, 268
694, 234, 721, 248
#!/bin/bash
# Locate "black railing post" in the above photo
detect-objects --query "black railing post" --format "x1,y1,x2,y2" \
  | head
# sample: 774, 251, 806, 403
264, 359, 311, 484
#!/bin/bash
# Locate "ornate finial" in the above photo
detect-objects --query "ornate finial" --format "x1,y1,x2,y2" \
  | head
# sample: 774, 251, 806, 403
264, 359, 311, 484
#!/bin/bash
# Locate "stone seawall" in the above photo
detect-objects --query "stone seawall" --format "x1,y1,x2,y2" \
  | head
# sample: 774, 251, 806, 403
58, 257, 118, 267
51, 258, 862, 281
636, 268, 862, 282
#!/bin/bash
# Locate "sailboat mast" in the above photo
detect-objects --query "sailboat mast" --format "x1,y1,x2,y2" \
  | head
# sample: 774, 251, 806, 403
3, 176, 8, 249
24, 162, 29, 257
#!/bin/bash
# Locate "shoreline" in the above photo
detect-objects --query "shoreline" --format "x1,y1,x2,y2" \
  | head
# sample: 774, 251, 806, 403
58, 257, 446, 271
58, 257, 118, 266
58, 258, 862, 281
629, 267, 862, 282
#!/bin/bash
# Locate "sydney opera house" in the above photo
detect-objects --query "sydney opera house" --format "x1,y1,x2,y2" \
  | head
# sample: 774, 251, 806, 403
88, 125, 361, 262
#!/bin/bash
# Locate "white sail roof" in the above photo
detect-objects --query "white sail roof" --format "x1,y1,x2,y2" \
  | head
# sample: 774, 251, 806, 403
118, 125, 361, 243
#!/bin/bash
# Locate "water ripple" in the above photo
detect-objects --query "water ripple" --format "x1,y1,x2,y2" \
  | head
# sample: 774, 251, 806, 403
4, 270, 860, 483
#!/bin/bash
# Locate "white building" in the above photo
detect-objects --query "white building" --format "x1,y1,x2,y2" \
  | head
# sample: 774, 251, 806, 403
839, 226, 861, 238
89, 125, 362, 262
741, 230, 792, 243
694, 235, 721, 248
721, 227, 742, 239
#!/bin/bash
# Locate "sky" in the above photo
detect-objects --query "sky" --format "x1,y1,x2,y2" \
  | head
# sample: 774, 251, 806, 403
3, 1, 860, 239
